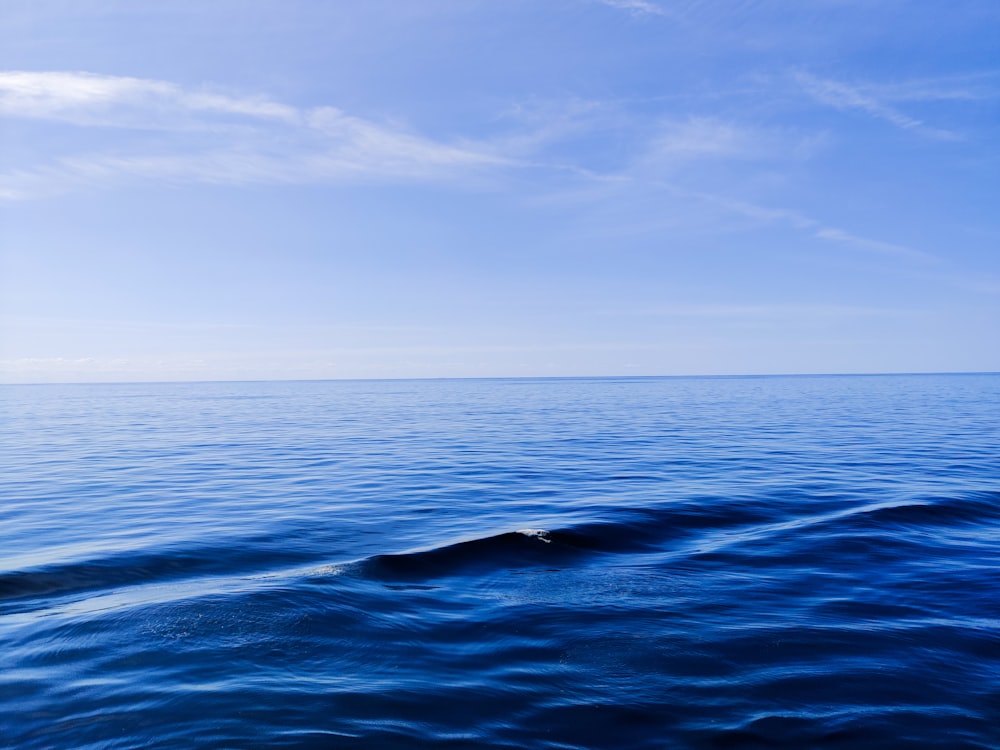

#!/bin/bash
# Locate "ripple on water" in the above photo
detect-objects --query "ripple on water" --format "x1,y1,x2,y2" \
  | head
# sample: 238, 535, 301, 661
1, 375, 998, 749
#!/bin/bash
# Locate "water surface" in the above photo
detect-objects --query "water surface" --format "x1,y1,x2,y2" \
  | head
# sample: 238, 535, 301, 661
1, 375, 998, 748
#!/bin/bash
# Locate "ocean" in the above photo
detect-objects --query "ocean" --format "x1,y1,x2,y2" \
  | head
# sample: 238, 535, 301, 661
1, 374, 998, 749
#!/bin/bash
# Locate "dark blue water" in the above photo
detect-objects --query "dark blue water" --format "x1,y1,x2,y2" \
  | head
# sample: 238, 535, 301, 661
1, 375, 998, 749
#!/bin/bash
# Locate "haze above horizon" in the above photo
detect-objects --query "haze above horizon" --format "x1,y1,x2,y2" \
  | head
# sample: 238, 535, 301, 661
2, 1, 998, 383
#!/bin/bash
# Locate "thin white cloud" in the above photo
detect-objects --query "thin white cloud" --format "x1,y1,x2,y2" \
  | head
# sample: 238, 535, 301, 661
719, 197, 935, 264
652, 182, 938, 265
608, 303, 919, 318
0, 71, 509, 198
862, 71, 1000, 103
0, 145, 507, 199
649, 117, 751, 159
4, 75, 780, 199
619, 116, 779, 179
684, 190, 816, 230
794, 71, 960, 140
0, 70, 299, 128
307, 106, 500, 173
628, 115, 828, 178
814, 227, 935, 263
600, 0, 667, 17
494, 96, 615, 157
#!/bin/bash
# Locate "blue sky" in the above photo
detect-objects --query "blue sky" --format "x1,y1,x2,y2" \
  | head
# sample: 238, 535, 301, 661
1, 0, 998, 382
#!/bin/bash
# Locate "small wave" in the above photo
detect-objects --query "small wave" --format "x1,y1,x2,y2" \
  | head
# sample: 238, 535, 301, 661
766, 490, 1000, 551
0, 498, 777, 606
355, 500, 784, 582
0, 541, 313, 609
360, 529, 584, 581
847, 491, 1000, 528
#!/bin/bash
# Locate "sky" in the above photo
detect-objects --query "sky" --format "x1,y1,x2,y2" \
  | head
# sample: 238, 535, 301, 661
0, 0, 998, 382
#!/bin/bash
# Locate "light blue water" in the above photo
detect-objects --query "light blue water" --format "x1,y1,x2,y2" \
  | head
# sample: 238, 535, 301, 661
1, 375, 998, 749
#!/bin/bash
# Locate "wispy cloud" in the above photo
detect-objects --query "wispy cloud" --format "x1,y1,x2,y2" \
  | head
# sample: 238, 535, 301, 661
813, 227, 935, 263
0, 144, 507, 199
599, 0, 667, 17
859, 71, 1000, 103
606, 116, 786, 182
794, 71, 961, 140
651, 182, 938, 265
494, 96, 615, 156
0, 72, 807, 199
607, 303, 920, 319
0, 71, 509, 198
647, 117, 752, 160
677, 189, 816, 230
306, 106, 498, 174
0, 71, 964, 281
0, 70, 299, 128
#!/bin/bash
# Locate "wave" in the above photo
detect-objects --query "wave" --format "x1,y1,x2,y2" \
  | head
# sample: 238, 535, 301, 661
0, 541, 314, 609
359, 489, 1000, 583
361, 529, 585, 580
355, 496, 792, 582
5, 490, 995, 610
841, 490, 1000, 528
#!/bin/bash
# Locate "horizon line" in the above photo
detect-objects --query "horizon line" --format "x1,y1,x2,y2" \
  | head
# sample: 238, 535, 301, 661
1, 370, 997, 387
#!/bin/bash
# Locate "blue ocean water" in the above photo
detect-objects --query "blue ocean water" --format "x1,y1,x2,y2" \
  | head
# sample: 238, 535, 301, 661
1, 374, 998, 749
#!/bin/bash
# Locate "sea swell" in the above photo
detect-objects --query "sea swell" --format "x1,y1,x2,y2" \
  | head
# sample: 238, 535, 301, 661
1, 376, 998, 749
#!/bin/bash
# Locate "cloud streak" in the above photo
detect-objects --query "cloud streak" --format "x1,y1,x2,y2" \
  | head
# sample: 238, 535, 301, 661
0, 71, 509, 198
0, 71, 957, 274
794, 71, 961, 140
813, 227, 935, 263
0, 70, 299, 128
651, 182, 938, 264
647, 117, 752, 160
606, 303, 920, 319
0, 73, 799, 199
599, 0, 667, 17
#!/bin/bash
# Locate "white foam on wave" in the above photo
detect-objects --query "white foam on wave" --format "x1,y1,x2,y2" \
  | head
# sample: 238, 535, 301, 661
308, 564, 346, 577
517, 529, 552, 543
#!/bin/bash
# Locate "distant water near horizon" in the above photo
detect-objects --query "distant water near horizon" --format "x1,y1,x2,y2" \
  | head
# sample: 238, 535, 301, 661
2, 374, 998, 749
